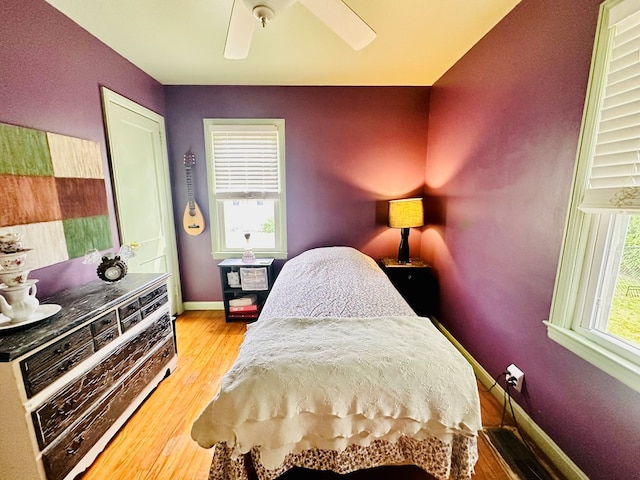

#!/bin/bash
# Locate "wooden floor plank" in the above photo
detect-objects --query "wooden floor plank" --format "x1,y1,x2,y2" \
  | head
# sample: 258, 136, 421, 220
78, 311, 555, 480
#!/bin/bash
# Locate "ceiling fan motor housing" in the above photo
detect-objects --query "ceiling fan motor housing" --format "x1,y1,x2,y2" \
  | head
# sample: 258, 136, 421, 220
242, 0, 298, 24
252, 5, 275, 26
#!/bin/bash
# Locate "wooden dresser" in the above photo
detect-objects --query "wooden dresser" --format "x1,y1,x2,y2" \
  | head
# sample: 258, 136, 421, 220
0, 274, 177, 480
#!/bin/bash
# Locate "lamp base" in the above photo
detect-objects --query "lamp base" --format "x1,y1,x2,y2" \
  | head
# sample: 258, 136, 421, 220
397, 227, 410, 264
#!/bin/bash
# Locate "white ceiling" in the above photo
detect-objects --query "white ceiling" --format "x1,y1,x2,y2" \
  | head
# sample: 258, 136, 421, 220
44, 0, 521, 86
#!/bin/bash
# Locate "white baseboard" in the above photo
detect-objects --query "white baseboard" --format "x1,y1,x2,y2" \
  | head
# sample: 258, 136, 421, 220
182, 301, 224, 311
432, 319, 588, 480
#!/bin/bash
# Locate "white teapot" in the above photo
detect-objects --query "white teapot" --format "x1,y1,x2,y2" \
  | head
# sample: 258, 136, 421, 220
0, 282, 39, 323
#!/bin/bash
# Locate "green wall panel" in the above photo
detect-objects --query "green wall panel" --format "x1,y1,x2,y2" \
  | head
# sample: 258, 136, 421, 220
63, 216, 112, 260
0, 123, 53, 176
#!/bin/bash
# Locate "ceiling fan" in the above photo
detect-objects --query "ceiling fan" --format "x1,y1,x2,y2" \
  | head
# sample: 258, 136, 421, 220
224, 0, 376, 59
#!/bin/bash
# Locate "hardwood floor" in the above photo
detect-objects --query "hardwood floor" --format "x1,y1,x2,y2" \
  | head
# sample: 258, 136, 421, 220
78, 311, 548, 480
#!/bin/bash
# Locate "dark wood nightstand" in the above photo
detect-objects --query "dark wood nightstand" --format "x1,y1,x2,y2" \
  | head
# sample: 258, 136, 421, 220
218, 258, 274, 322
380, 258, 438, 317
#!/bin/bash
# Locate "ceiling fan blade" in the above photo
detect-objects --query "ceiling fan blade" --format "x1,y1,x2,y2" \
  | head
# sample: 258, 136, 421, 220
298, 0, 376, 51
224, 0, 256, 59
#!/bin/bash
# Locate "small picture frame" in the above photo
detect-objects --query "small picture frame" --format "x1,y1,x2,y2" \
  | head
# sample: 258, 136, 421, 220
227, 271, 241, 288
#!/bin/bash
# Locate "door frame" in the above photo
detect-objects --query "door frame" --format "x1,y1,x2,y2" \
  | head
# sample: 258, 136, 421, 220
101, 87, 183, 314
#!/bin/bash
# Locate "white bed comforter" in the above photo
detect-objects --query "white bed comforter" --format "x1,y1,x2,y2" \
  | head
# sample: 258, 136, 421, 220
191, 314, 482, 469
258, 246, 416, 320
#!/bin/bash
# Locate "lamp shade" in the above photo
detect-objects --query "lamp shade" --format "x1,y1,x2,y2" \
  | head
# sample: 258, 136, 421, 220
388, 198, 424, 228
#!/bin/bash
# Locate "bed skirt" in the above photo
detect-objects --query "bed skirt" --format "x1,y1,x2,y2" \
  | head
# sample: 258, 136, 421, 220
208, 434, 478, 480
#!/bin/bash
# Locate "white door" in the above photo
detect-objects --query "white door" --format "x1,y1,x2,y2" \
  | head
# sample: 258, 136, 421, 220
101, 88, 183, 314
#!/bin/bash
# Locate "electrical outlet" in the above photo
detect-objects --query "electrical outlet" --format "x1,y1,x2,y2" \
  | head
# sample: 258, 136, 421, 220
505, 363, 524, 392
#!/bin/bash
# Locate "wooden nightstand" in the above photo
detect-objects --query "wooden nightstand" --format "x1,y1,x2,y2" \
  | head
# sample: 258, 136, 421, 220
380, 258, 438, 317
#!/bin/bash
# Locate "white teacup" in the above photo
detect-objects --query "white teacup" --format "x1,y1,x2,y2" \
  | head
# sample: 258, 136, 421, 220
0, 250, 30, 271
0, 232, 23, 254
0, 268, 30, 287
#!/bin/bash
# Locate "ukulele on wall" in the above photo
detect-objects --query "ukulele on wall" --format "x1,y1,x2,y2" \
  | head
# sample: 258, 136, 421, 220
182, 153, 205, 236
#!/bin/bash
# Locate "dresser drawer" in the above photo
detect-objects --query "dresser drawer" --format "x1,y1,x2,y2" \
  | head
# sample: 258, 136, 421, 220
32, 313, 173, 449
142, 312, 172, 345
20, 326, 92, 383
90, 311, 117, 336
21, 326, 94, 399
93, 324, 118, 351
41, 338, 175, 480
117, 297, 140, 321
120, 311, 142, 332
141, 293, 167, 318
24, 342, 94, 398
139, 283, 167, 307
42, 381, 125, 480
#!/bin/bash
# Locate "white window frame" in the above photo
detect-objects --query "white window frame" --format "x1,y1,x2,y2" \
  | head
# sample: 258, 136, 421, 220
203, 118, 287, 259
546, 0, 640, 393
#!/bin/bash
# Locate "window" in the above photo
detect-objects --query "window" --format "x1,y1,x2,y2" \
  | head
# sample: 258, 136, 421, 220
547, 0, 640, 392
204, 119, 287, 259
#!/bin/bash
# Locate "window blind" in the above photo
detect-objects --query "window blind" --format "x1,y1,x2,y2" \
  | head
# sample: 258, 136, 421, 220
581, 0, 640, 212
211, 124, 280, 197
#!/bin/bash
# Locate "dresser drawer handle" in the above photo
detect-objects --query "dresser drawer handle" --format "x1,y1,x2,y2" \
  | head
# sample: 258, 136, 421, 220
102, 318, 113, 325
55, 399, 78, 418
54, 342, 72, 355
57, 360, 73, 373
66, 436, 84, 455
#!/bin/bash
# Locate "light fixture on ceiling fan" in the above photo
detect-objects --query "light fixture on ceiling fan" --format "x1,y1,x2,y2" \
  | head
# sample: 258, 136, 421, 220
224, 0, 376, 60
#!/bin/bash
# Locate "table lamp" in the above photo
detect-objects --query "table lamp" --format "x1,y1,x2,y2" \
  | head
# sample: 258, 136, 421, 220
388, 198, 424, 263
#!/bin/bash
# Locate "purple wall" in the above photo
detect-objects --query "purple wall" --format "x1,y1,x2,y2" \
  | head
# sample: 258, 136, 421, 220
423, 0, 640, 478
164, 86, 430, 301
0, 0, 165, 298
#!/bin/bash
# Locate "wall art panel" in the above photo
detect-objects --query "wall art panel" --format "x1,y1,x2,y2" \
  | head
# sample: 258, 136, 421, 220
0, 122, 112, 269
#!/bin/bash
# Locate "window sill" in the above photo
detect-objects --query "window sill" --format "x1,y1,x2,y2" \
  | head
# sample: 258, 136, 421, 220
544, 321, 640, 393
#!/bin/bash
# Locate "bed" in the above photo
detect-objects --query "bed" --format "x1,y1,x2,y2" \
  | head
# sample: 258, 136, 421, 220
191, 247, 482, 480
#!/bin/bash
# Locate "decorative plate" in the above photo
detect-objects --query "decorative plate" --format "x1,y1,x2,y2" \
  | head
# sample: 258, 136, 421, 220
0, 304, 62, 332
